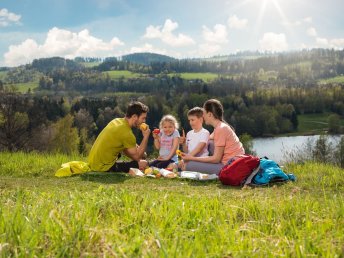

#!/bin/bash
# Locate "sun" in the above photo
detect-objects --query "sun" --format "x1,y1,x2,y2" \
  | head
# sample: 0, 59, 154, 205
254, 0, 290, 35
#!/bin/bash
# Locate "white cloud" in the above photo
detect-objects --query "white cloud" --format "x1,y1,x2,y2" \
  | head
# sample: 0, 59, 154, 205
143, 19, 195, 47
197, 43, 222, 57
202, 24, 228, 44
259, 32, 288, 52
300, 43, 309, 49
227, 15, 248, 29
283, 16, 313, 28
316, 37, 329, 46
0, 8, 21, 27
282, 20, 302, 27
330, 38, 344, 48
303, 17, 312, 23
128, 43, 167, 55
315, 37, 344, 49
4, 27, 124, 66
307, 27, 317, 37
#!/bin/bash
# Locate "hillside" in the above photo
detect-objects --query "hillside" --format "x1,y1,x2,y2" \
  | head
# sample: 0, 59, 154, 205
121, 52, 177, 65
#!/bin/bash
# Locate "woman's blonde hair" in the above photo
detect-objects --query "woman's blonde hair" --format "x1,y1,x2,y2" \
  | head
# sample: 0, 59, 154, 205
159, 115, 179, 129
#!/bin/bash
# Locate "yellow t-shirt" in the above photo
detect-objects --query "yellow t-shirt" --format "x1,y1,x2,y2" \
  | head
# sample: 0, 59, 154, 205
88, 118, 136, 171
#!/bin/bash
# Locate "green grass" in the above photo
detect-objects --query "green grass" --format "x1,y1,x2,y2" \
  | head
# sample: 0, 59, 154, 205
0, 71, 7, 81
257, 70, 278, 81
297, 113, 344, 134
0, 152, 343, 257
319, 75, 344, 84
104, 70, 143, 80
10, 81, 39, 93
173, 72, 220, 82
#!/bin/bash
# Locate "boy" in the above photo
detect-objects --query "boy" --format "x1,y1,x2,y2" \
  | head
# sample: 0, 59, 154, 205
176, 107, 210, 170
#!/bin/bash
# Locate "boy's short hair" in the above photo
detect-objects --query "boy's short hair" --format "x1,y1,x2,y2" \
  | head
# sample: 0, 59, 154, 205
187, 107, 204, 118
126, 101, 149, 118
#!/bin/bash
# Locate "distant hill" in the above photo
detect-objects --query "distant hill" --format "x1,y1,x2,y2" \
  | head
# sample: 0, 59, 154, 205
31, 57, 82, 73
121, 52, 176, 65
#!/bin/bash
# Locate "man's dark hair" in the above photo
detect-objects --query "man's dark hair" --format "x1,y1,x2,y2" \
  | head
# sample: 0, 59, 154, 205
187, 107, 204, 118
126, 101, 149, 118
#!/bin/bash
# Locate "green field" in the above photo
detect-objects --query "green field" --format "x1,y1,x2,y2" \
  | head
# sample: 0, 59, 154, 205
104, 70, 143, 80
319, 75, 344, 84
257, 70, 278, 81
0, 71, 7, 81
0, 152, 343, 257
297, 113, 344, 134
169, 72, 223, 82
12, 81, 39, 93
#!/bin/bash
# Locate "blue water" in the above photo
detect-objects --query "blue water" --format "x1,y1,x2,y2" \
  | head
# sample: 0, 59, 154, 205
253, 135, 342, 163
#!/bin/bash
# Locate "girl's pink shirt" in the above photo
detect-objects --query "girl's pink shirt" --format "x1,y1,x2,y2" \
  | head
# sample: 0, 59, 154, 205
212, 121, 245, 164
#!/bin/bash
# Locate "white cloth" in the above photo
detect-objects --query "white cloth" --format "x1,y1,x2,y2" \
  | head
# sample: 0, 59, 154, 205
186, 128, 210, 157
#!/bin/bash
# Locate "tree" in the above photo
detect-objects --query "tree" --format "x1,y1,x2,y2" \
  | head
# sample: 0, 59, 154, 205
312, 135, 333, 163
0, 91, 30, 151
335, 136, 344, 168
239, 133, 256, 155
50, 114, 79, 154
328, 114, 341, 134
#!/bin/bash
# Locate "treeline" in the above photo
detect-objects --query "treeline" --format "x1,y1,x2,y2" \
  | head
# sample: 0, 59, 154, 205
94, 48, 344, 79
1, 82, 344, 154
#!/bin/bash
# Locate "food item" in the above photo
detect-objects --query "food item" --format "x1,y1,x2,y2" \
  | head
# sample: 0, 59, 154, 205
129, 168, 144, 177
155, 173, 162, 179
140, 123, 148, 131
153, 128, 160, 134
151, 167, 160, 175
176, 150, 182, 157
159, 168, 177, 178
144, 167, 153, 175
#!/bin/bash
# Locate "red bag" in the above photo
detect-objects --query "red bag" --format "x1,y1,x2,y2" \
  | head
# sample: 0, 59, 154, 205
219, 155, 260, 186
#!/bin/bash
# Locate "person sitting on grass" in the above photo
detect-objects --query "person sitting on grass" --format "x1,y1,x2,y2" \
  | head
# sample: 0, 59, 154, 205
149, 115, 180, 169
55, 101, 150, 177
88, 101, 150, 172
181, 99, 245, 175
177, 107, 210, 170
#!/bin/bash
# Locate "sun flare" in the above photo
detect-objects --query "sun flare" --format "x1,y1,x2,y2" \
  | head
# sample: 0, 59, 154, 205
253, 0, 291, 35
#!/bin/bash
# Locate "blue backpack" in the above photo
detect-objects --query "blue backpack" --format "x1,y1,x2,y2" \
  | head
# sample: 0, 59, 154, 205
250, 158, 296, 185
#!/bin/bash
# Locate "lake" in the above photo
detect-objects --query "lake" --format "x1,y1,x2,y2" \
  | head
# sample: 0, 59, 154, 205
253, 135, 343, 164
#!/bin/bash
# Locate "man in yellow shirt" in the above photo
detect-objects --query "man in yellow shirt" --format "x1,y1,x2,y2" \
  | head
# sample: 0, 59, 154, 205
88, 101, 150, 172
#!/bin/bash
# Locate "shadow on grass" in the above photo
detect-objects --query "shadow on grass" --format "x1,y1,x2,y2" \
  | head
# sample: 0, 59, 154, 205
216, 181, 290, 189
80, 172, 130, 184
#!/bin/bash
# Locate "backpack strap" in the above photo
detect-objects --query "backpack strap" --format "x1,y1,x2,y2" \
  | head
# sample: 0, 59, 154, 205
243, 165, 260, 185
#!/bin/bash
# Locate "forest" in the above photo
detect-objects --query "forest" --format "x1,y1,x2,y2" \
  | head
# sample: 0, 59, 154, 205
0, 48, 344, 154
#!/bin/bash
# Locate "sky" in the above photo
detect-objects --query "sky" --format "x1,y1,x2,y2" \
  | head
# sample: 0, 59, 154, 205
0, 0, 343, 67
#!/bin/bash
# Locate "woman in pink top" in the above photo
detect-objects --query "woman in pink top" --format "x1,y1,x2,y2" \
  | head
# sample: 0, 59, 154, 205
182, 99, 244, 174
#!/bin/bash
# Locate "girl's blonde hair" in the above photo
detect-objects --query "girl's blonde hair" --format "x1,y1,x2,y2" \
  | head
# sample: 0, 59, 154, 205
159, 115, 179, 129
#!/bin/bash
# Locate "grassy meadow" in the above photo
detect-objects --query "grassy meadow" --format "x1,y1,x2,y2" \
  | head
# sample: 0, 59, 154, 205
296, 113, 344, 135
0, 71, 7, 81
104, 70, 143, 80
174, 72, 221, 82
13, 81, 39, 93
319, 75, 344, 84
0, 152, 343, 257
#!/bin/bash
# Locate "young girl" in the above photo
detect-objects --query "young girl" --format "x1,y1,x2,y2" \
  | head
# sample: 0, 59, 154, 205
150, 115, 180, 169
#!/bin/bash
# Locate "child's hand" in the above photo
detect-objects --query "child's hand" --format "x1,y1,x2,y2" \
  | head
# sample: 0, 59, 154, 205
181, 153, 191, 161
152, 132, 159, 140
